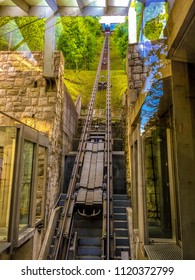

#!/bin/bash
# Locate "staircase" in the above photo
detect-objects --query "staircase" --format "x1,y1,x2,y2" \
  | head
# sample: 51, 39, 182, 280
113, 194, 130, 259
73, 213, 102, 260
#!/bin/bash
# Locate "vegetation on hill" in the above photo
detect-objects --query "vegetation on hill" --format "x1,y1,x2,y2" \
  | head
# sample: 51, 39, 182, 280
0, 16, 127, 116
56, 17, 102, 70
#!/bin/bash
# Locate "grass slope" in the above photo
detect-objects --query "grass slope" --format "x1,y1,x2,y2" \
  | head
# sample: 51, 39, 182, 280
64, 33, 127, 117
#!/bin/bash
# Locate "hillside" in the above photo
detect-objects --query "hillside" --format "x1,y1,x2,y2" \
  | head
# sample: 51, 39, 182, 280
64, 33, 127, 118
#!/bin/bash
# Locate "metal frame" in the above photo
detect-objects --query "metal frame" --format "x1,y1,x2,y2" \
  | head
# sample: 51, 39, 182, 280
0, 0, 130, 16
7, 124, 49, 250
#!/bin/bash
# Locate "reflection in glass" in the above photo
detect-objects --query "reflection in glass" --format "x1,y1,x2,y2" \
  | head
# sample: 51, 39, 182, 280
0, 127, 16, 241
19, 141, 34, 229
144, 126, 172, 238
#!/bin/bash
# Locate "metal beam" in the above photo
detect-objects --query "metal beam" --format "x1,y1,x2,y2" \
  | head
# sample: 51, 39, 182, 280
76, 0, 85, 10
43, 11, 56, 78
11, 0, 30, 13
0, 5, 129, 17
45, 0, 59, 13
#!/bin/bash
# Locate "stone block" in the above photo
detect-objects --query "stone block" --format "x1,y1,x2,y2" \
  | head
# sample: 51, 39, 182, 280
38, 97, 48, 106
32, 98, 38, 106
0, 98, 6, 106
8, 67, 15, 72
129, 60, 135, 66
43, 106, 54, 113
134, 81, 143, 88
24, 78, 34, 87
24, 106, 34, 112
48, 96, 57, 105
18, 89, 27, 96
130, 90, 138, 103
40, 87, 46, 97
14, 78, 25, 87
13, 106, 24, 112
132, 65, 143, 74
7, 89, 18, 95
3, 82, 14, 89
28, 90, 39, 98
0, 89, 6, 96
133, 74, 141, 81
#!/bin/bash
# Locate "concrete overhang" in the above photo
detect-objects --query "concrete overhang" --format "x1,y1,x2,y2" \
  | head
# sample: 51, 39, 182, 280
0, 0, 130, 16
167, 0, 195, 63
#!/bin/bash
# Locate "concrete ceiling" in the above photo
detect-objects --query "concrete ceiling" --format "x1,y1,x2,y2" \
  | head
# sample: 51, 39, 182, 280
0, 0, 130, 16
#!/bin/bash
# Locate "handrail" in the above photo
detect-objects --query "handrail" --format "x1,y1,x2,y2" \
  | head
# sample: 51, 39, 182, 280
38, 206, 61, 259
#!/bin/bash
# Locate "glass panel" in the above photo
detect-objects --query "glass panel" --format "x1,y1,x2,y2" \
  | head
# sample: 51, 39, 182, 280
19, 141, 34, 230
36, 146, 47, 221
0, 127, 16, 241
144, 126, 172, 238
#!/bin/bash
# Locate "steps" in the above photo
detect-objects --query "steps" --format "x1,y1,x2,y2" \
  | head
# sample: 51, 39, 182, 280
73, 213, 102, 260
113, 194, 130, 259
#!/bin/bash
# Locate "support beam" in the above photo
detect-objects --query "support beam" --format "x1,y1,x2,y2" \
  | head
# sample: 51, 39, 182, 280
0, 6, 28, 17
43, 11, 56, 78
45, 0, 59, 14
76, 0, 85, 10
11, 0, 30, 13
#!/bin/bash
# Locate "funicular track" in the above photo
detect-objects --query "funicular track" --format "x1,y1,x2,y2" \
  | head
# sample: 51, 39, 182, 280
39, 33, 121, 260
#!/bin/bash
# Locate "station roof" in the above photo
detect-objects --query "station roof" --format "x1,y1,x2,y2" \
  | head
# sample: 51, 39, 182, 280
0, 0, 130, 16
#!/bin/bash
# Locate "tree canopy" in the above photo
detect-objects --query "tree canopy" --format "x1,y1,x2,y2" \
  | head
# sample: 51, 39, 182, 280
113, 17, 128, 64
56, 17, 102, 70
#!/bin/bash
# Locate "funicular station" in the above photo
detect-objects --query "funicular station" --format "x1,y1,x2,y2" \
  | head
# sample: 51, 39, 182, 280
0, 0, 195, 260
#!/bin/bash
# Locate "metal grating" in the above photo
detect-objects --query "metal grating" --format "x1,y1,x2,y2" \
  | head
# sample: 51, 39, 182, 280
144, 244, 183, 260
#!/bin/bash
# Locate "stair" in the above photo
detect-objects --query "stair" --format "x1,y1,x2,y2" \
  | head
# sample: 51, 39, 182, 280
113, 194, 130, 259
73, 213, 102, 260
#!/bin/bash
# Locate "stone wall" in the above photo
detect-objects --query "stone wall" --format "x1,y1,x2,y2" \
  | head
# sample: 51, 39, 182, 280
0, 50, 78, 225
126, 43, 148, 107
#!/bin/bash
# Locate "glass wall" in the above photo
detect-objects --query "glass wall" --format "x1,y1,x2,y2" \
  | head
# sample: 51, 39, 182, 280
36, 146, 47, 221
144, 125, 172, 238
19, 141, 34, 229
0, 127, 16, 241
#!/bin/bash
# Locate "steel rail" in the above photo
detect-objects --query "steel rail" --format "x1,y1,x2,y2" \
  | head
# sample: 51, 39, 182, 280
105, 34, 113, 259
53, 35, 107, 260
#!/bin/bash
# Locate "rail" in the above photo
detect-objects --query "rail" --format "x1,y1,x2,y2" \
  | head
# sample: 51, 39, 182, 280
105, 35, 113, 259
53, 35, 108, 260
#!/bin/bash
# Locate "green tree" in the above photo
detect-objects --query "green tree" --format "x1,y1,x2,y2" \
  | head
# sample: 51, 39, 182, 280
113, 17, 128, 63
57, 16, 101, 70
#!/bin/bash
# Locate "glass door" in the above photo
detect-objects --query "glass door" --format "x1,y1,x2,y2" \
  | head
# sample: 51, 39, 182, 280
19, 141, 34, 230
144, 126, 172, 239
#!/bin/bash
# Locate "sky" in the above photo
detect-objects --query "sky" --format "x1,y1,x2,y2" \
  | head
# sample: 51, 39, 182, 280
99, 16, 126, 24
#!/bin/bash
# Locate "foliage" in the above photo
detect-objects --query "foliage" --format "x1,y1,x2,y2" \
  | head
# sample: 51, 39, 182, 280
113, 17, 128, 61
134, 1, 144, 42
64, 34, 127, 116
57, 17, 102, 70
0, 17, 45, 51
142, 2, 168, 41
143, 17, 163, 41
